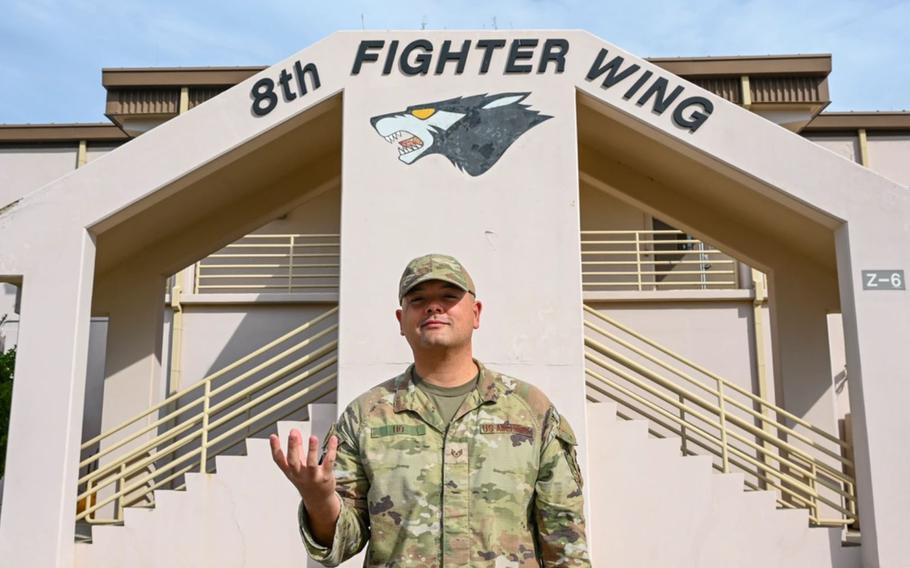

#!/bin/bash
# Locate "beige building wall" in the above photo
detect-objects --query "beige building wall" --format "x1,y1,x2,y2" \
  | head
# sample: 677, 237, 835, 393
867, 134, 910, 187
805, 135, 861, 164
0, 146, 77, 207
84, 144, 120, 165
3, 30, 910, 567
580, 181, 648, 231
250, 187, 340, 236
177, 304, 337, 392
589, 300, 767, 393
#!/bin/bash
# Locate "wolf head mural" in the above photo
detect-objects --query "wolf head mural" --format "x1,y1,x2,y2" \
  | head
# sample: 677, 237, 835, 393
369, 92, 551, 177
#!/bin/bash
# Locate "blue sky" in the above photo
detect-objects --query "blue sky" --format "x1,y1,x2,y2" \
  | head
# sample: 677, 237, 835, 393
1, 0, 908, 124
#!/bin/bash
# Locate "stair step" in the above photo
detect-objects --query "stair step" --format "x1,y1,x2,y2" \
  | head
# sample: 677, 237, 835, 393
711, 472, 746, 499
87, 524, 125, 549
646, 435, 682, 459
214, 453, 245, 476
585, 401, 618, 429
615, 418, 649, 441
148, 489, 182, 515
742, 488, 778, 511
122, 507, 154, 528
183, 472, 208, 494
246, 436, 273, 459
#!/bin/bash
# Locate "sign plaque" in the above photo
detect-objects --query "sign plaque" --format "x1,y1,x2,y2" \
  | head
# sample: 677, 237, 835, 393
862, 270, 905, 290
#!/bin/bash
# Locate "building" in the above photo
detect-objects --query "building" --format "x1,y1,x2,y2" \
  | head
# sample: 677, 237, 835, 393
1, 30, 909, 567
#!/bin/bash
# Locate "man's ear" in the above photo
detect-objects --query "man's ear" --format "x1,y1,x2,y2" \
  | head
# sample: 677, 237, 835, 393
395, 308, 404, 335
472, 299, 483, 329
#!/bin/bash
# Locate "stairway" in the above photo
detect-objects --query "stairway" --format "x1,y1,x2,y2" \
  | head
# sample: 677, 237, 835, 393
75, 404, 337, 568
76, 399, 861, 567
587, 400, 860, 568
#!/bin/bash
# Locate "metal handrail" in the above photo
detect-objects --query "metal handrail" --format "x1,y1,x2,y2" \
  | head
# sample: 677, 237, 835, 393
581, 229, 738, 291
76, 307, 339, 524
194, 233, 340, 293
584, 318, 852, 470
584, 305, 848, 452
583, 304, 857, 527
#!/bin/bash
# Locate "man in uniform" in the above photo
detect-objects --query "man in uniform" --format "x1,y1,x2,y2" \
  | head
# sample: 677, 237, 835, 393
269, 254, 590, 566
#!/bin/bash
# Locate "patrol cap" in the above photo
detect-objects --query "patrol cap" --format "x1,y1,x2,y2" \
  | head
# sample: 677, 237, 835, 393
399, 254, 476, 303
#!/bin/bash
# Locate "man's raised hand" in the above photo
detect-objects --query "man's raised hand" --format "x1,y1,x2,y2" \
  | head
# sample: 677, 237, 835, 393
269, 428, 339, 507
269, 428, 341, 546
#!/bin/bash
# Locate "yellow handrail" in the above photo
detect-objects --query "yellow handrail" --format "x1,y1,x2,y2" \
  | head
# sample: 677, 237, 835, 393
580, 229, 738, 291
81, 307, 338, 452
76, 307, 339, 524
583, 304, 857, 528
584, 316, 852, 469
194, 233, 340, 293
584, 305, 848, 451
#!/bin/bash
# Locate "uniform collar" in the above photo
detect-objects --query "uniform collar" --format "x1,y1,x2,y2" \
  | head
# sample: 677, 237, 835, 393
393, 359, 502, 421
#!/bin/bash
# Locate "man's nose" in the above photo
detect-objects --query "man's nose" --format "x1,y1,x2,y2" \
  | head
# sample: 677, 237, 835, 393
424, 298, 444, 313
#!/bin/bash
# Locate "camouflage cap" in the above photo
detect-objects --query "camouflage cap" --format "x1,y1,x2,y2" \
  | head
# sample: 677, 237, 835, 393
399, 254, 476, 303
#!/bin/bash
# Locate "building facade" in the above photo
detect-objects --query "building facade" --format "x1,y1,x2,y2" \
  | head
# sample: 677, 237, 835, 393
1, 31, 909, 567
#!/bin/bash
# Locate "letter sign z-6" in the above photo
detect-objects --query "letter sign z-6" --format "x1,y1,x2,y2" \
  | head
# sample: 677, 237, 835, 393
862, 270, 905, 291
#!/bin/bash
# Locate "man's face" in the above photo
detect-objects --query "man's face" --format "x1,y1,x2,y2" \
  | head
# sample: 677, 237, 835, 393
396, 280, 482, 352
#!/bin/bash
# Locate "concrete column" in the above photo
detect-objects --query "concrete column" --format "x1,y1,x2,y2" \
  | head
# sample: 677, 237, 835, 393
836, 222, 910, 568
336, 59, 588, 487
0, 231, 96, 568
767, 259, 841, 520
93, 265, 167, 448
768, 262, 839, 430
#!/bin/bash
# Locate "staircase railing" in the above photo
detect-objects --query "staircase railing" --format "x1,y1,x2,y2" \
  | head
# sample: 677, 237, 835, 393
581, 229, 738, 291
583, 304, 857, 527
75, 307, 339, 525
194, 233, 340, 294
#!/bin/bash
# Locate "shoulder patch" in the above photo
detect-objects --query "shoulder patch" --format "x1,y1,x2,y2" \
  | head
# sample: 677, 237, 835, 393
554, 414, 583, 489
556, 416, 577, 446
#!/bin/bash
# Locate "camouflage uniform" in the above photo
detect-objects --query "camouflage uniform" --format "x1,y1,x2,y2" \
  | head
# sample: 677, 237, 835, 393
299, 361, 590, 567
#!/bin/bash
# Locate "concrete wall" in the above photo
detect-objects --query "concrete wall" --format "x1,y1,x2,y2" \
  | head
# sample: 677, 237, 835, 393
4, 30, 910, 567
583, 298, 778, 484
178, 303, 337, 393
826, 313, 850, 421
81, 319, 109, 446
804, 132, 910, 188
0, 145, 77, 207
867, 134, 910, 187
250, 188, 340, 236
588, 299, 768, 396
85, 144, 119, 165
193, 189, 342, 294
804, 135, 861, 164
1, 293, 107, 450
337, 33, 588, 474
580, 181, 648, 231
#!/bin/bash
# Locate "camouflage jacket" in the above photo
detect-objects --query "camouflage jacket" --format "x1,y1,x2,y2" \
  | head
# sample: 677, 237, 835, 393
298, 361, 590, 567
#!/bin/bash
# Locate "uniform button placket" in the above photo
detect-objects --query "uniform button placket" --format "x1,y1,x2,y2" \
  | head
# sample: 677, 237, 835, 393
441, 420, 470, 566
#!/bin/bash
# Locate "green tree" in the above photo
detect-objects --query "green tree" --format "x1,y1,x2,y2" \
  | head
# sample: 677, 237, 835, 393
0, 345, 15, 478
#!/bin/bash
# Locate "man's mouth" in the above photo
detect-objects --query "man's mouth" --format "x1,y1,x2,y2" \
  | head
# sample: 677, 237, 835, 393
383, 130, 424, 156
421, 320, 448, 328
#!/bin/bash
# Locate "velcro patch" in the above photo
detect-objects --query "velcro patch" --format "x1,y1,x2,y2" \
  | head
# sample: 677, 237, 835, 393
479, 423, 533, 438
371, 424, 426, 438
